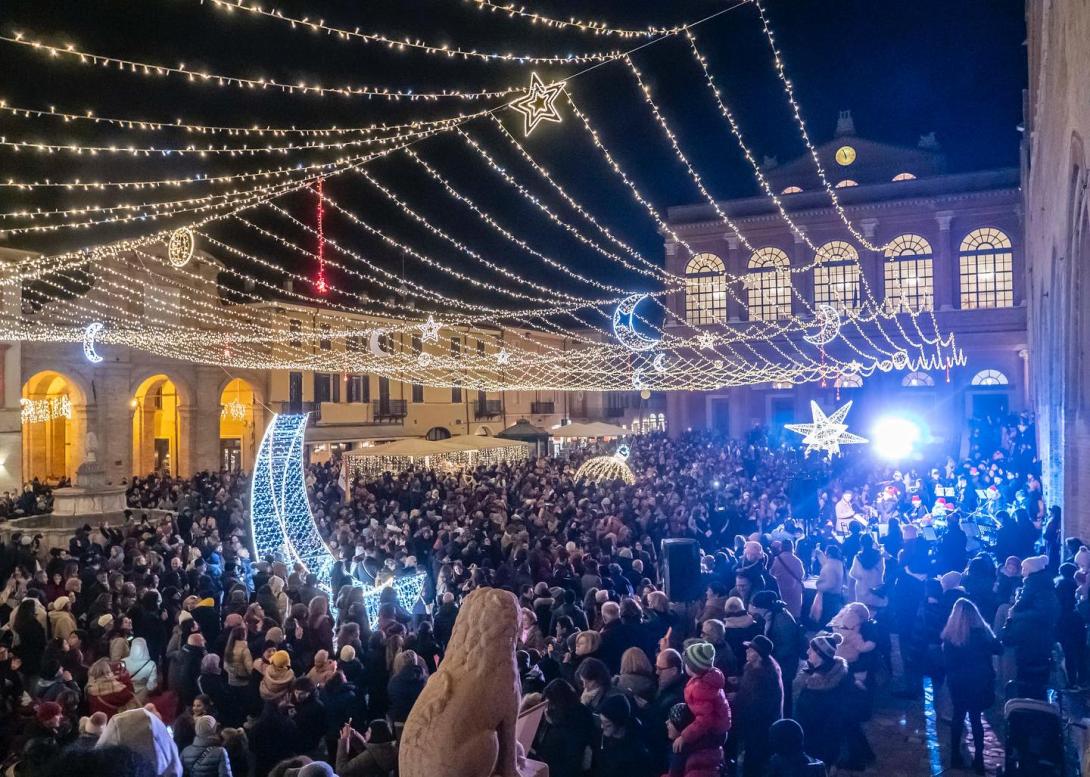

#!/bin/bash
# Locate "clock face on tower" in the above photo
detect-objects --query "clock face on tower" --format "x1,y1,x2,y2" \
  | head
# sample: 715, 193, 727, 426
835, 145, 857, 166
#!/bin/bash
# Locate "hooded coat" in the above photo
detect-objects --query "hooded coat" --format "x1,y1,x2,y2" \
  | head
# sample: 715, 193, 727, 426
793, 657, 852, 767
680, 668, 731, 747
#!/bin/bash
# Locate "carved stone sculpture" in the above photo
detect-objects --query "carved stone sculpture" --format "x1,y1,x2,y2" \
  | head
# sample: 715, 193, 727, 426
400, 587, 526, 777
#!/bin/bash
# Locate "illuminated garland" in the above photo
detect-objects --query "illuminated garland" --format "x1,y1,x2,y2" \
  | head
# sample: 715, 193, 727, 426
20, 395, 72, 424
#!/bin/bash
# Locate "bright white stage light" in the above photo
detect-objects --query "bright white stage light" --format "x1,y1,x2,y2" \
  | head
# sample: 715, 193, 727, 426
872, 416, 921, 460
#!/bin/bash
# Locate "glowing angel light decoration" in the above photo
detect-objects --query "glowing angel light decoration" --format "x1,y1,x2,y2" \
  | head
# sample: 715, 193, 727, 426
510, 72, 565, 136
785, 400, 868, 456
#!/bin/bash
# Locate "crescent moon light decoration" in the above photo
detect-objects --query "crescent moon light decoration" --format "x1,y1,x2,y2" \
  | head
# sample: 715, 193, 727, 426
83, 322, 104, 363
368, 329, 386, 357
652, 353, 667, 373
612, 293, 660, 352
802, 304, 842, 346
631, 367, 646, 390
251, 413, 426, 627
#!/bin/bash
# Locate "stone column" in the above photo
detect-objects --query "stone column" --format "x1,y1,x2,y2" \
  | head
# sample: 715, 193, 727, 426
724, 234, 743, 322
97, 367, 131, 485
193, 367, 225, 474
792, 228, 812, 314
858, 219, 882, 305
934, 211, 957, 311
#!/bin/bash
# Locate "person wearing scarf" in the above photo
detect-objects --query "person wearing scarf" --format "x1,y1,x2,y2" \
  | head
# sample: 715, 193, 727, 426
259, 650, 295, 702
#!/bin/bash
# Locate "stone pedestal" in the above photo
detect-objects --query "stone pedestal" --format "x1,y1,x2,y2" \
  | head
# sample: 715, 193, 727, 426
51, 485, 128, 516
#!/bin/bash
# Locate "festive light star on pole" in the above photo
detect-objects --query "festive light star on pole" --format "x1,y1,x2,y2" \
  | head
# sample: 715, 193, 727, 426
510, 73, 566, 136
785, 400, 868, 456
419, 314, 441, 343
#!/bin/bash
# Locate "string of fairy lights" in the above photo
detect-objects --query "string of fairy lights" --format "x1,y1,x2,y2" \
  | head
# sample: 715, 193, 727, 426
0, 0, 968, 393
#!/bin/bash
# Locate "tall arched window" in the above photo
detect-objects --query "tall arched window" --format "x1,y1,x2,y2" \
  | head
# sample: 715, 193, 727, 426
814, 241, 861, 311
746, 247, 792, 321
684, 252, 727, 325
884, 234, 934, 312
959, 228, 1014, 309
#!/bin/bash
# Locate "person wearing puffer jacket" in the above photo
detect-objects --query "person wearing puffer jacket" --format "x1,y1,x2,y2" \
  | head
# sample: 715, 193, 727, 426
181, 715, 233, 777
48, 596, 78, 640
267, 576, 290, 626
676, 642, 731, 757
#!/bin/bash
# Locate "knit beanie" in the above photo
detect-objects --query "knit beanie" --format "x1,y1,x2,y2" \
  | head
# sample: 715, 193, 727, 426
939, 571, 963, 592
598, 693, 631, 726
339, 645, 356, 662
769, 718, 806, 755
197, 597, 215, 608
36, 701, 62, 725
97, 614, 114, 630
194, 715, 218, 739
810, 632, 843, 662
1021, 555, 1048, 577
271, 650, 291, 668
297, 762, 336, 777
80, 712, 107, 737
684, 641, 716, 673
668, 702, 694, 730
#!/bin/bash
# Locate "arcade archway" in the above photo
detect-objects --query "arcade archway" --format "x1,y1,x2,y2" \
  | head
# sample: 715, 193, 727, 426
21, 371, 86, 484
131, 374, 182, 476
220, 377, 256, 471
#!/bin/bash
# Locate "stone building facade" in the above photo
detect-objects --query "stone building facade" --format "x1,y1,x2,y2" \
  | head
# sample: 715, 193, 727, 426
663, 117, 1027, 457
1023, 0, 1090, 540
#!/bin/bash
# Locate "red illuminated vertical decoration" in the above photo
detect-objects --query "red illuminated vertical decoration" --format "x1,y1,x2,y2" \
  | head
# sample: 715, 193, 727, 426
314, 177, 328, 294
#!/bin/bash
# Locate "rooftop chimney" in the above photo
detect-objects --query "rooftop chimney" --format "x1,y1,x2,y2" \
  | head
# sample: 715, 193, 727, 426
835, 110, 856, 137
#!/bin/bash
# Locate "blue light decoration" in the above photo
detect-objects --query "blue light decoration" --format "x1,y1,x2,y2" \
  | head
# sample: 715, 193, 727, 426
612, 293, 660, 352
250, 413, 427, 627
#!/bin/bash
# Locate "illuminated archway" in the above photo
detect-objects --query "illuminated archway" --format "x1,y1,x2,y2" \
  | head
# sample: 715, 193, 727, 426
220, 378, 256, 471
131, 374, 182, 476
22, 371, 86, 483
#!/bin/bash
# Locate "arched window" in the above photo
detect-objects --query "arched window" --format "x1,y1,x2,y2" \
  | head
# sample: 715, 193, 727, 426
684, 252, 727, 325
746, 247, 792, 321
835, 179, 859, 188
835, 373, 863, 388
959, 228, 1014, 309
814, 240, 861, 311
892, 172, 917, 182
884, 234, 934, 312
425, 426, 452, 441
901, 371, 935, 387
970, 369, 1009, 386
782, 185, 803, 195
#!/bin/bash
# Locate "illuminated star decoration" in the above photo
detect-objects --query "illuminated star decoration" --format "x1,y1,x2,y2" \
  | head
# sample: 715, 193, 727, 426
697, 332, 716, 349
419, 314, 441, 343
361, 573, 428, 629
510, 72, 565, 136
785, 400, 868, 456
495, 348, 510, 365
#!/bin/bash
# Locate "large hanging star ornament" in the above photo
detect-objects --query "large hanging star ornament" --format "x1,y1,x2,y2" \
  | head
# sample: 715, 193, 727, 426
511, 72, 566, 136
420, 314, 441, 343
785, 400, 868, 456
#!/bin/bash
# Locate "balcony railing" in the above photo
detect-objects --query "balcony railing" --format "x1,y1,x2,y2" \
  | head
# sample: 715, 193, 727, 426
530, 401, 555, 414
372, 399, 408, 421
475, 399, 502, 418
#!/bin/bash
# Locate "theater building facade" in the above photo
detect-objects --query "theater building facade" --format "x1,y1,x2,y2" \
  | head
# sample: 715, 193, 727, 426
662, 116, 1026, 455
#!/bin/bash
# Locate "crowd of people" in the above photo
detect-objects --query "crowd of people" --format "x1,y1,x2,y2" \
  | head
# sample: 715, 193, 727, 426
0, 423, 1085, 777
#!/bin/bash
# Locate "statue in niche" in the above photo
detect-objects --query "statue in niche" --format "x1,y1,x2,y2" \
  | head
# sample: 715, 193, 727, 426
85, 430, 99, 463
400, 587, 527, 777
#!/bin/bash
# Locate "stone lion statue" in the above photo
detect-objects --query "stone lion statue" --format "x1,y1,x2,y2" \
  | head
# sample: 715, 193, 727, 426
400, 587, 527, 777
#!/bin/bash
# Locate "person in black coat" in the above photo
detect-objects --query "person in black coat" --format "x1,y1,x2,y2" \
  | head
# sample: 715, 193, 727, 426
289, 677, 327, 755
596, 694, 653, 777
531, 679, 598, 777
598, 599, 651, 675
646, 648, 686, 774
941, 598, 1002, 773
386, 650, 427, 725
432, 594, 458, 649
170, 632, 207, 706
250, 701, 300, 777
319, 671, 358, 755
1002, 556, 1060, 687
1054, 563, 1086, 688
794, 633, 856, 770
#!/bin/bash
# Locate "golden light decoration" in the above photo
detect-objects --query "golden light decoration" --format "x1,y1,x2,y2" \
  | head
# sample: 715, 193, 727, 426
510, 73, 566, 136
167, 227, 196, 267
221, 398, 248, 421
20, 395, 72, 424
575, 448, 636, 485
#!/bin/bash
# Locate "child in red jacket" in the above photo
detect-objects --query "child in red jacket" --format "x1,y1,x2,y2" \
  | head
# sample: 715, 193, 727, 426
669, 642, 731, 766
666, 702, 725, 777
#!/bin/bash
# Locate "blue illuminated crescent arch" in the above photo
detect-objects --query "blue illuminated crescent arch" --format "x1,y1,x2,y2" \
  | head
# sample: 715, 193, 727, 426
250, 413, 425, 626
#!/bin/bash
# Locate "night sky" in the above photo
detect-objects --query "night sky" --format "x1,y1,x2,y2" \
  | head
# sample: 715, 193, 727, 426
0, 0, 1026, 315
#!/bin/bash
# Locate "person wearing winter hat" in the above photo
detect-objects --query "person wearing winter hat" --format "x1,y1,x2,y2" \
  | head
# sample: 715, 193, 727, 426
1004, 550, 1061, 687
676, 642, 731, 759
596, 692, 650, 775
181, 714, 232, 777
721, 597, 760, 670
297, 761, 337, 777
794, 631, 870, 770
75, 711, 108, 748
260, 650, 295, 702
48, 595, 78, 641
734, 634, 783, 777
95, 706, 184, 777
767, 718, 825, 776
